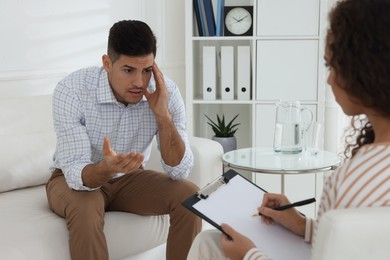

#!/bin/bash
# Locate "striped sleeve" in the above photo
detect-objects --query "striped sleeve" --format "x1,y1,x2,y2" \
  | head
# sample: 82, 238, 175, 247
334, 145, 390, 209
243, 248, 272, 260
312, 144, 390, 244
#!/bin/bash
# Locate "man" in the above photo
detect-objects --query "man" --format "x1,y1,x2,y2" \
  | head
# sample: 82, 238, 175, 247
46, 20, 201, 260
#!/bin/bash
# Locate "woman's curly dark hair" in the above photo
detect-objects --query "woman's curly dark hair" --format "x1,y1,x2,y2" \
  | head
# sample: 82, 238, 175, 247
326, 0, 390, 158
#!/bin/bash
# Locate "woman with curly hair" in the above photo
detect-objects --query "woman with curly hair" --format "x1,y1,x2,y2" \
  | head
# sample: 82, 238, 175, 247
187, 0, 390, 259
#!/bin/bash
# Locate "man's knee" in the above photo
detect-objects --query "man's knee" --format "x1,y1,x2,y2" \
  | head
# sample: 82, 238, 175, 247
176, 179, 199, 198
64, 191, 105, 221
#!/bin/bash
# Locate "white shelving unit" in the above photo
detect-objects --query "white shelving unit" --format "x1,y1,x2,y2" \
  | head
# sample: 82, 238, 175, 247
185, 0, 328, 218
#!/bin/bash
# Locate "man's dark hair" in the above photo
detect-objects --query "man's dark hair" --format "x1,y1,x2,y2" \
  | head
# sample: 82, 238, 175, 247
107, 20, 157, 63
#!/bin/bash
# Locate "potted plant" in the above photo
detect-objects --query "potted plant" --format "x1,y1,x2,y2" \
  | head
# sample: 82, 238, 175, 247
205, 114, 240, 153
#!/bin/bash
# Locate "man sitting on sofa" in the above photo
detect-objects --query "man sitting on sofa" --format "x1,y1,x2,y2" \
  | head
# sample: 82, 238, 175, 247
46, 20, 201, 260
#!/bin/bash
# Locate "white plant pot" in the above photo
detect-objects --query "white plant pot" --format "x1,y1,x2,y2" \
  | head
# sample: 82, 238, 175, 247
211, 136, 237, 153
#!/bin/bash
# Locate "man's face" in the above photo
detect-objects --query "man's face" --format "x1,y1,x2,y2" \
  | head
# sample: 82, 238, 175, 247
102, 53, 154, 105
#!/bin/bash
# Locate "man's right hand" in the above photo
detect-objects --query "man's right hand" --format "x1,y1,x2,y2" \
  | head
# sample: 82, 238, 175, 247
81, 137, 144, 188
102, 136, 144, 175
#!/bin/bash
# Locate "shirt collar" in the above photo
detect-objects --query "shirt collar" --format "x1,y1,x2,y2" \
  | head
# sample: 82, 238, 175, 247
97, 69, 117, 104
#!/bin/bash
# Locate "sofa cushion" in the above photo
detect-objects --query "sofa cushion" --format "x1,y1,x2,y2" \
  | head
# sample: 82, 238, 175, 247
0, 185, 169, 260
0, 95, 55, 192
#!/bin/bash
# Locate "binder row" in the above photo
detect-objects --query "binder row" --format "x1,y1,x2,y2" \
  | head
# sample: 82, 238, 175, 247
193, 0, 224, 36
203, 46, 251, 101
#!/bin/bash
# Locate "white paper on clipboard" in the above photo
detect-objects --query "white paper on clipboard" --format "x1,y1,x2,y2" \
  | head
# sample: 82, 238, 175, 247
192, 172, 311, 260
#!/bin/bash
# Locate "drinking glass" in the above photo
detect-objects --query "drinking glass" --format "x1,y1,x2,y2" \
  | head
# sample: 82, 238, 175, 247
307, 122, 322, 155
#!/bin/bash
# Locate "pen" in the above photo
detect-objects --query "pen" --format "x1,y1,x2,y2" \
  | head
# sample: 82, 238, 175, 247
252, 198, 316, 217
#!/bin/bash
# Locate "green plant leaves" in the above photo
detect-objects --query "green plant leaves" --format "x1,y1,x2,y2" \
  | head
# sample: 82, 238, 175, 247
205, 114, 240, 137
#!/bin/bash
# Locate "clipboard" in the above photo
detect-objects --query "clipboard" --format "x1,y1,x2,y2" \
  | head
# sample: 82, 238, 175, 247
182, 169, 311, 260
182, 169, 262, 235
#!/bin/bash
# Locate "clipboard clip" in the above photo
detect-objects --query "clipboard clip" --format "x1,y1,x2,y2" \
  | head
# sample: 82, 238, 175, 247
196, 176, 230, 200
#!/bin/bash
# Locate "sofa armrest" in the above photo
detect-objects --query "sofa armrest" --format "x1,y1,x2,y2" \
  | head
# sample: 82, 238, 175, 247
312, 207, 390, 260
186, 136, 224, 188
146, 137, 224, 188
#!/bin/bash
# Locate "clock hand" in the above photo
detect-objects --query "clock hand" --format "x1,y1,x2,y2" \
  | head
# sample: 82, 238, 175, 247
232, 17, 240, 22
237, 15, 249, 22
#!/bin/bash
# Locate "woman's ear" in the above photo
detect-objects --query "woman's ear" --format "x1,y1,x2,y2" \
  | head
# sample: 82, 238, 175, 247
102, 55, 112, 72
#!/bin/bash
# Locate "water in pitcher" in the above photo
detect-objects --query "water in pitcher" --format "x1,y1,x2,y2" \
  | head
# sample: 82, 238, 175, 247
273, 122, 302, 154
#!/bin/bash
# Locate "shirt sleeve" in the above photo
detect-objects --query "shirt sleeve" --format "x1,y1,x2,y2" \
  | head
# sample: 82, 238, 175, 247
52, 82, 96, 191
157, 80, 194, 180
243, 248, 272, 260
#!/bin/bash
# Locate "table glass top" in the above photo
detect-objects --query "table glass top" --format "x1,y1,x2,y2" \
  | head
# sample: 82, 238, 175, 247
222, 147, 342, 174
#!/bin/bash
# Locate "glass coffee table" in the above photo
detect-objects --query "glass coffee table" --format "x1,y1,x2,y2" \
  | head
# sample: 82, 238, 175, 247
222, 147, 341, 194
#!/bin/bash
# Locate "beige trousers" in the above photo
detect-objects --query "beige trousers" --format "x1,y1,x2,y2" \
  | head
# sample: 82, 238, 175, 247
46, 169, 201, 260
187, 229, 229, 260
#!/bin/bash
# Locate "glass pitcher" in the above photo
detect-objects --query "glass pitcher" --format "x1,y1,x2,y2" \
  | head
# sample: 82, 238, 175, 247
273, 100, 313, 154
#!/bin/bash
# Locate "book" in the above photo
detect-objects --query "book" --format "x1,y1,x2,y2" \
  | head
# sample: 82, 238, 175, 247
193, 0, 204, 36
198, 0, 209, 36
203, 0, 216, 36
215, 0, 225, 36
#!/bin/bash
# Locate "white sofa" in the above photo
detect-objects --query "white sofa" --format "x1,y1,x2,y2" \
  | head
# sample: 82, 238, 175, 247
0, 94, 224, 260
313, 207, 390, 260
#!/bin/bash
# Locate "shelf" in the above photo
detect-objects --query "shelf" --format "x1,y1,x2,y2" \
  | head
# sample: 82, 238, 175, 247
192, 36, 253, 41
192, 35, 321, 41
186, 0, 326, 145
192, 99, 253, 105
186, 0, 327, 214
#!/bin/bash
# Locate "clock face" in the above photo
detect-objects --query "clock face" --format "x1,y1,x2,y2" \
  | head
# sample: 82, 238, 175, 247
225, 7, 252, 36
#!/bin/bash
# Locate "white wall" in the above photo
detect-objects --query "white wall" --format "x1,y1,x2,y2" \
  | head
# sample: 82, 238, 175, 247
324, 45, 349, 155
0, 0, 186, 97
323, 0, 350, 155
0, 0, 347, 154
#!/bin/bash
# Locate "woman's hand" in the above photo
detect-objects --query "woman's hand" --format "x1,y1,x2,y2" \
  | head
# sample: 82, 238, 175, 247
258, 193, 306, 237
220, 223, 256, 260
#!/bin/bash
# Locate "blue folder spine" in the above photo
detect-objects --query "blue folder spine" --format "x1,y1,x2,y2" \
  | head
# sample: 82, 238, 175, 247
203, 0, 216, 36
193, 0, 204, 36
216, 0, 225, 36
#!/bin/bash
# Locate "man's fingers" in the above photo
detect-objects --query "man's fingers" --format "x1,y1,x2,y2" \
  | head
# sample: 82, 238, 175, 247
152, 63, 163, 79
144, 64, 161, 99
121, 153, 144, 170
102, 138, 144, 173
152, 63, 165, 88
103, 136, 115, 156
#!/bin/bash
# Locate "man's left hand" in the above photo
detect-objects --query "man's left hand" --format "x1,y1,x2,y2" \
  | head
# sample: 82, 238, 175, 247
144, 63, 170, 122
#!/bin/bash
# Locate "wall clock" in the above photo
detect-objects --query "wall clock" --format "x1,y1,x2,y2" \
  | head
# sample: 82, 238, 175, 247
224, 6, 253, 36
